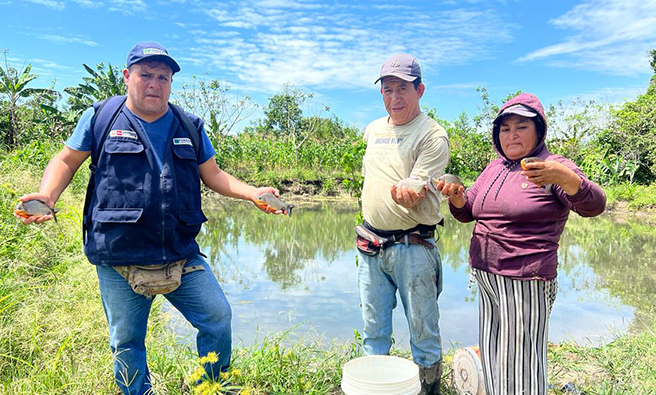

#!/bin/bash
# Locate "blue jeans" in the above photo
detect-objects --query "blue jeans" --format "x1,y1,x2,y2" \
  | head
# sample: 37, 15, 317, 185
357, 238, 443, 367
96, 254, 232, 395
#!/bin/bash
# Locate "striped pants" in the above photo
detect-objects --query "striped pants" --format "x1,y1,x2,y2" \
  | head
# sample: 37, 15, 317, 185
475, 269, 558, 395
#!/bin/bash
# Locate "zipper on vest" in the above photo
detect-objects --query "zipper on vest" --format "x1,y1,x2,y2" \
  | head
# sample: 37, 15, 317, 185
160, 172, 167, 262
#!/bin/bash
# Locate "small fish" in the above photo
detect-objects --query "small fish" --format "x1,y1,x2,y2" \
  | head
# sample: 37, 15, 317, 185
520, 157, 551, 194
520, 156, 544, 171
254, 193, 294, 217
14, 200, 59, 222
395, 177, 431, 194
437, 174, 464, 189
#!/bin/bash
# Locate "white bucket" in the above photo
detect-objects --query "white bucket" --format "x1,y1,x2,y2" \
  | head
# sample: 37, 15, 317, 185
451, 346, 485, 395
341, 355, 421, 395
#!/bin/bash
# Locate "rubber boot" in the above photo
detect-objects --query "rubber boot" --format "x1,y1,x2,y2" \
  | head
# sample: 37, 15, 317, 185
418, 360, 442, 395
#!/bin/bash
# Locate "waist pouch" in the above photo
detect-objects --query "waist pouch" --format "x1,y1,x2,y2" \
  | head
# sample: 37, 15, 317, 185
114, 259, 204, 298
355, 222, 435, 256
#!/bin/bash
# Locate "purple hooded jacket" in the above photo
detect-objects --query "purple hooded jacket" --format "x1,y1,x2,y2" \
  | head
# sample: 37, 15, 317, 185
449, 93, 606, 280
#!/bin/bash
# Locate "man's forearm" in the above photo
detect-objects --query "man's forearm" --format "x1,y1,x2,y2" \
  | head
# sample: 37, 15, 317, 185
39, 151, 85, 203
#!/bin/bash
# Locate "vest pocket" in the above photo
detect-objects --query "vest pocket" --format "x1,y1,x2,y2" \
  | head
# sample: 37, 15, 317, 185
177, 210, 207, 237
104, 139, 147, 190
94, 208, 143, 223
172, 144, 196, 160
178, 210, 207, 226
172, 144, 200, 194
92, 208, 145, 261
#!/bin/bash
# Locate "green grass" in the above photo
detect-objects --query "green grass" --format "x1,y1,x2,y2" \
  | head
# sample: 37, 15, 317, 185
605, 182, 656, 211
2, 147, 656, 394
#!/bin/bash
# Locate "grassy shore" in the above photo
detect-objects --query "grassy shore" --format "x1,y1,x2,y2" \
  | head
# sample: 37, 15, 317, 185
1, 150, 655, 394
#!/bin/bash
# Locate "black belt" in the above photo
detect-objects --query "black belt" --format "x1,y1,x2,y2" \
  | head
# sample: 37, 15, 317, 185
394, 233, 435, 249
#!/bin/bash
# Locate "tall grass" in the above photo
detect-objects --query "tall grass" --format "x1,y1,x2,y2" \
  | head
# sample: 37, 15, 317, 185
1, 144, 656, 394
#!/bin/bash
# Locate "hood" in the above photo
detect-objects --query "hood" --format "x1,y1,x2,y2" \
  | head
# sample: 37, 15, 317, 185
492, 93, 548, 162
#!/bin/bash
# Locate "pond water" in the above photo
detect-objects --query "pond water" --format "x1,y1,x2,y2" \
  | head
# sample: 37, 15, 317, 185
166, 198, 656, 351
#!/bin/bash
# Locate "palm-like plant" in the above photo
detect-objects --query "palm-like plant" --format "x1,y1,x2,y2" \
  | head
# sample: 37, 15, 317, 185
64, 62, 125, 118
0, 54, 57, 148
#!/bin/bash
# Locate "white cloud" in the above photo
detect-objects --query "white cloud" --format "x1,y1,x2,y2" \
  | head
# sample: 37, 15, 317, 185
519, 0, 656, 75
32, 58, 78, 72
433, 82, 485, 91
107, 0, 148, 15
71, 0, 103, 7
22, 0, 64, 10
190, 0, 513, 92
38, 34, 99, 46
560, 85, 648, 107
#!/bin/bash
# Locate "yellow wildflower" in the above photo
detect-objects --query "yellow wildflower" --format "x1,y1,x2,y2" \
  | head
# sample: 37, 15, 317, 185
198, 351, 219, 364
231, 368, 242, 378
188, 366, 206, 383
195, 381, 210, 395
220, 371, 230, 381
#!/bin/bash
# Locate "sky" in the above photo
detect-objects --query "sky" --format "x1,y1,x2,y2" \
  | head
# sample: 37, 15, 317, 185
1, 0, 656, 130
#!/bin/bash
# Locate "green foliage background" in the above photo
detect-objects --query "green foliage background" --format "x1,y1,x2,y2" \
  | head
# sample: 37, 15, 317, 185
2, 47, 656, 206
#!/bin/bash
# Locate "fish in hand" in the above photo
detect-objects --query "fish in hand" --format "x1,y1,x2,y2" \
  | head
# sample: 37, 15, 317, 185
395, 177, 431, 194
438, 174, 464, 189
254, 193, 295, 217
520, 157, 552, 194
14, 200, 59, 222
520, 156, 544, 171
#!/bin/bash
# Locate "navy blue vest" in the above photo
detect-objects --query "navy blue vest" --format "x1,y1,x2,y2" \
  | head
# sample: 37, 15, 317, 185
83, 96, 207, 266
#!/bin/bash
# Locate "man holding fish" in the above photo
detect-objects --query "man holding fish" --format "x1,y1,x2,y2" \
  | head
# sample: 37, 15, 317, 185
14, 42, 284, 395
356, 54, 449, 394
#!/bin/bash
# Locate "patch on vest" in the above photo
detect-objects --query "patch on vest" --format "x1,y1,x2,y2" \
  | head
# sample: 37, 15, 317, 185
109, 130, 138, 139
173, 138, 193, 146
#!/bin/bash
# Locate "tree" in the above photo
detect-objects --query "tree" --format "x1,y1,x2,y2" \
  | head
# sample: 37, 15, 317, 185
263, 84, 329, 165
0, 51, 57, 148
263, 83, 306, 137
471, 86, 523, 133
546, 98, 612, 163
649, 47, 656, 87
172, 76, 256, 144
426, 108, 493, 178
64, 62, 125, 118
603, 90, 656, 183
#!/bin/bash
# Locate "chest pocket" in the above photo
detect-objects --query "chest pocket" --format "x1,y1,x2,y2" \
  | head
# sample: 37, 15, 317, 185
172, 144, 199, 193
103, 138, 148, 190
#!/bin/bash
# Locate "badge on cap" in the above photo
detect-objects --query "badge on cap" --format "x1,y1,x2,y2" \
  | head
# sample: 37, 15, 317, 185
173, 138, 193, 146
109, 130, 138, 139
143, 48, 167, 55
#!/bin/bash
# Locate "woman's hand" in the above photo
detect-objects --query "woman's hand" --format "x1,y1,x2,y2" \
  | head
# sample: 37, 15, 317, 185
521, 160, 582, 195
435, 180, 467, 208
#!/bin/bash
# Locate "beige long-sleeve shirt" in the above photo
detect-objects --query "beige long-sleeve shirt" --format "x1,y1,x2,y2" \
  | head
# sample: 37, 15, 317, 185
361, 112, 450, 230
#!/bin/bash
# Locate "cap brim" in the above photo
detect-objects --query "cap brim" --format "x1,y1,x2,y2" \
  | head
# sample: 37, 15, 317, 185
374, 73, 418, 84
133, 55, 181, 74
493, 105, 537, 124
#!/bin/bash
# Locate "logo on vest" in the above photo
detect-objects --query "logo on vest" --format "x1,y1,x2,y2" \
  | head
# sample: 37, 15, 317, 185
173, 138, 193, 146
109, 130, 138, 139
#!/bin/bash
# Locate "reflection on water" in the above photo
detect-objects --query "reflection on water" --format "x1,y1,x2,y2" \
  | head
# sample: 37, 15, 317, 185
166, 198, 655, 350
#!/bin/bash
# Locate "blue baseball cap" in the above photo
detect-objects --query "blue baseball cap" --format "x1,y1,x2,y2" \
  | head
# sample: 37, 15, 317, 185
126, 41, 180, 74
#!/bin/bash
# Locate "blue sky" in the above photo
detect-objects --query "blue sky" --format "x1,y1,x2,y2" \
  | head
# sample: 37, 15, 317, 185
1, 0, 655, 130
